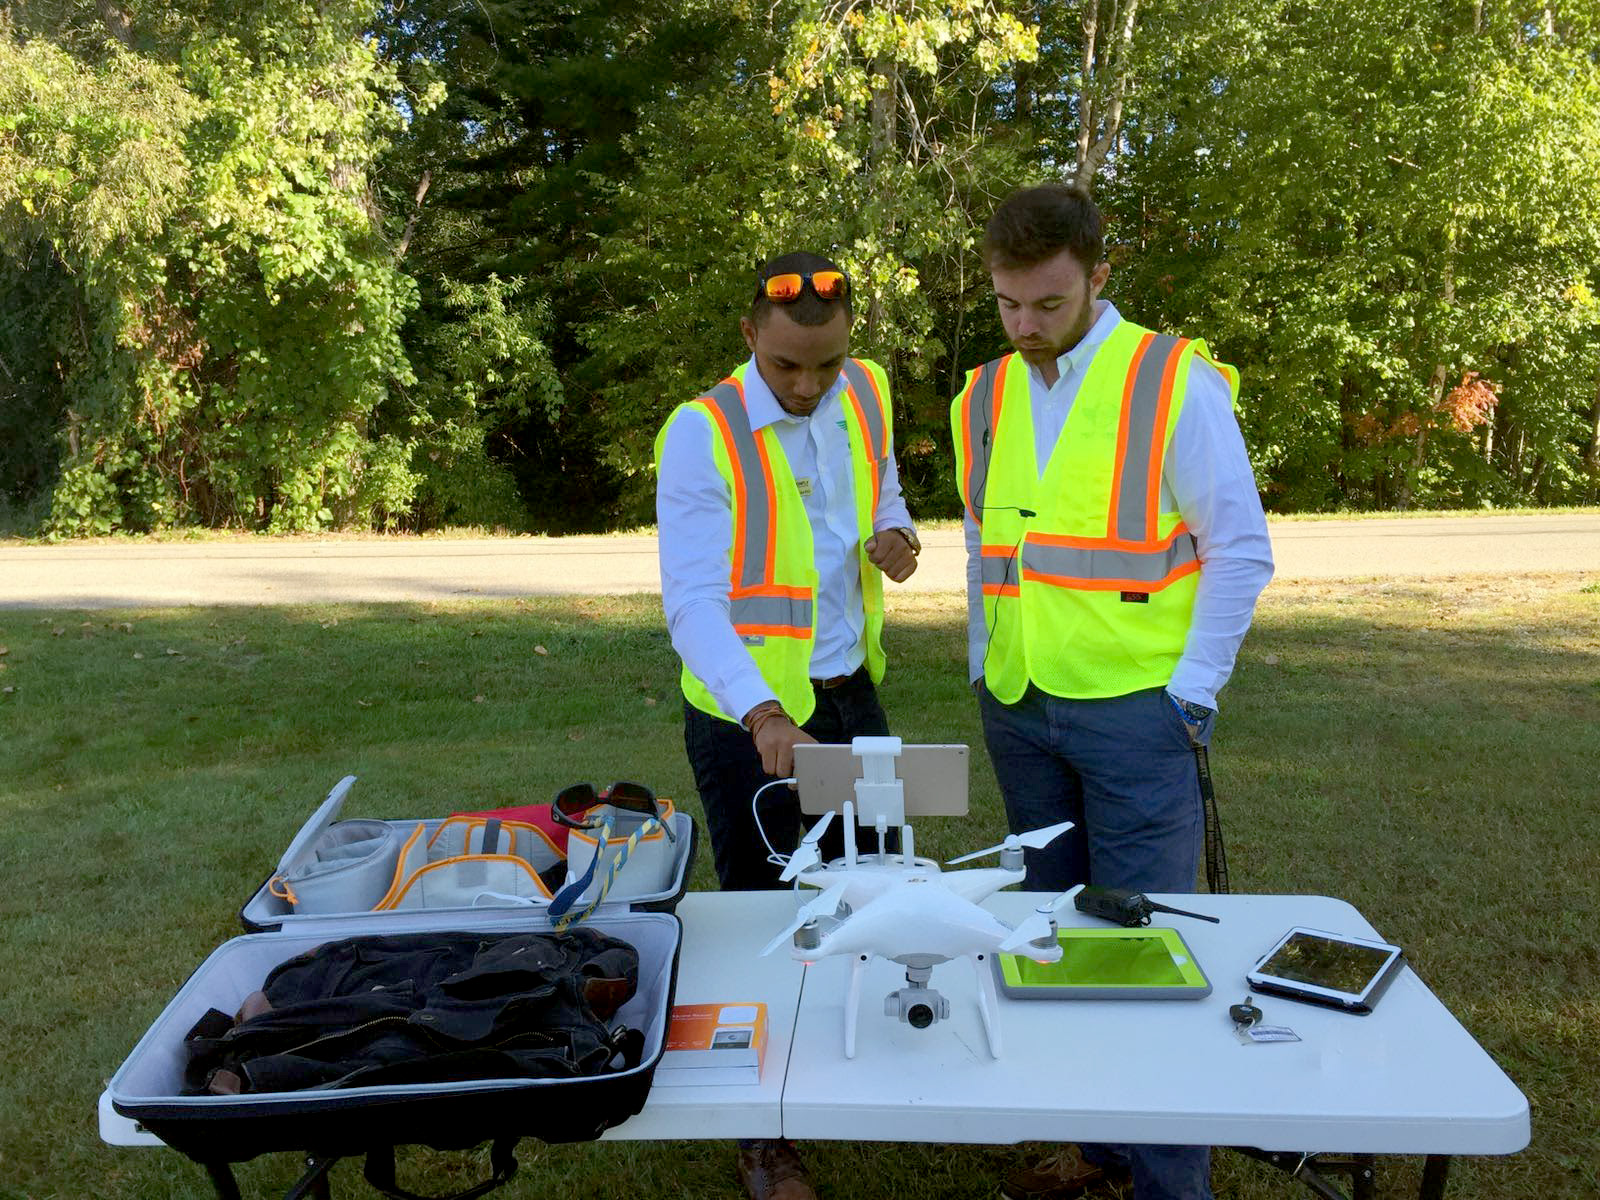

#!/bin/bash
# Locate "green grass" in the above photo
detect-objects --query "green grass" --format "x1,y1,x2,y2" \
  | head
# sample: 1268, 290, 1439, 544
1, 579, 1597, 1199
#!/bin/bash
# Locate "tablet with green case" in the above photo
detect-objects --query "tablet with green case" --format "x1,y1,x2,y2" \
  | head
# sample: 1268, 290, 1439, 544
994, 925, 1212, 1000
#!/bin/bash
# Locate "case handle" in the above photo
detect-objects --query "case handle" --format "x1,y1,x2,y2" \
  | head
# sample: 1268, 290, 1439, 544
362, 1139, 519, 1200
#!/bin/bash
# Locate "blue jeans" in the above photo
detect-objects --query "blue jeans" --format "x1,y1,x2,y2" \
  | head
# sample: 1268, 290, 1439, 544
979, 682, 1213, 1200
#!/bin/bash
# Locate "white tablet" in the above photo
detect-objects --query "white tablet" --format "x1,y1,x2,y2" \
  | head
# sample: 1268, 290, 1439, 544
1245, 926, 1405, 1015
793, 743, 969, 816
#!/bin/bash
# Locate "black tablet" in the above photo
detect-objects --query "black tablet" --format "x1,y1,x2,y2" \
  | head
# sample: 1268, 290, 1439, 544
1245, 926, 1405, 1015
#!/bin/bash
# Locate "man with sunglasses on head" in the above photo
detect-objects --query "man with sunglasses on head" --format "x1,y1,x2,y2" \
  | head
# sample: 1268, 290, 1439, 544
951, 185, 1273, 1200
655, 250, 918, 1200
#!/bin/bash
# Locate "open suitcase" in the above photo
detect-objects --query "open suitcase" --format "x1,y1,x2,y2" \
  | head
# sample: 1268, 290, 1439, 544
106, 776, 698, 1200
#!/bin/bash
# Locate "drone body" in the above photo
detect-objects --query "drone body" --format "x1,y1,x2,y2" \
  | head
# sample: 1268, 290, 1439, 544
759, 740, 1078, 1059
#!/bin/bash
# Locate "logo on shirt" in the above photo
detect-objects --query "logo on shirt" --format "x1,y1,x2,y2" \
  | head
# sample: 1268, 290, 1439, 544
1119, 591, 1150, 604
740, 633, 766, 647
795, 477, 814, 497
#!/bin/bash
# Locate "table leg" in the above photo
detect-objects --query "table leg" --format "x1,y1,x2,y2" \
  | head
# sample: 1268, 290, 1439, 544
283, 1154, 339, 1200
1420, 1155, 1451, 1200
202, 1161, 243, 1200
1350, 1153, 1376, 1200
1234, 1149, 1450, 1200
1232, 1148, 1371, 1200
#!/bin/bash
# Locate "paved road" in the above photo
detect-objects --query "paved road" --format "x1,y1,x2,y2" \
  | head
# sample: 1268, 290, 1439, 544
0, 514, 1595, 608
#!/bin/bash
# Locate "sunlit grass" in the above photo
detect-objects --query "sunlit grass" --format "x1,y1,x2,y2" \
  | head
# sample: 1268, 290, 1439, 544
1, 577, 1595, 1199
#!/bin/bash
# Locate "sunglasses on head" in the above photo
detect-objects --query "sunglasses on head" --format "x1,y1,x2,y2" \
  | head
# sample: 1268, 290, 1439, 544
758, 269, 850, 304
551, 781, 677, 842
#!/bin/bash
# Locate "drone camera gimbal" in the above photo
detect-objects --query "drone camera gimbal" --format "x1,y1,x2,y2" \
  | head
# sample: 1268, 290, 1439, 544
885, 960, 950, 1031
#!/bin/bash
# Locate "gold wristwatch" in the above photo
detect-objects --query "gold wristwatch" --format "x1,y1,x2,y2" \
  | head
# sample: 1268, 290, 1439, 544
893, 527, 921, 556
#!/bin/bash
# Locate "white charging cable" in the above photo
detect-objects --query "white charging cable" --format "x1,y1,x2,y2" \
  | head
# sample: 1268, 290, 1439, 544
751, 777, 799, 871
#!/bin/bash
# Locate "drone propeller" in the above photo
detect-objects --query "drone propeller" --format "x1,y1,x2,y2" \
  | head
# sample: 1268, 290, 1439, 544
945, 819, 1076, 865
779, 810, 837, 882
998, 884, 1086, 953
759, 880, 850, 956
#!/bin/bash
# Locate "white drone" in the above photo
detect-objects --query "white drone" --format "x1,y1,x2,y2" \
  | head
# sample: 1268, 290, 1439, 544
758, 737, 1081, 1059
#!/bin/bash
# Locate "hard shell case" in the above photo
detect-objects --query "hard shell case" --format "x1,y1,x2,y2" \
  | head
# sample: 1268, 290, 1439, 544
107, 775, 697, 1166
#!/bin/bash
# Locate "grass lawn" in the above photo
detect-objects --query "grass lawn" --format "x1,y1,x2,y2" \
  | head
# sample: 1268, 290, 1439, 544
1, 575, 1596, 1200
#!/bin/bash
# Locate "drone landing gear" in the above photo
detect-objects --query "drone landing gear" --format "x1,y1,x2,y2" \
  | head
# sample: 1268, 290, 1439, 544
845, 955, 866, 1059
972, 953, 1001, 1058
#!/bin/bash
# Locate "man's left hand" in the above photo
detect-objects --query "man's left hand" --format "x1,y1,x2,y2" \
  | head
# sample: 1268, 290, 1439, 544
865, 529, 918, 583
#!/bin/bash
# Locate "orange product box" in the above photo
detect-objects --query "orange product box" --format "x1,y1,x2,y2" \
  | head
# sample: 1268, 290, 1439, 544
656, 1003, 768, 1086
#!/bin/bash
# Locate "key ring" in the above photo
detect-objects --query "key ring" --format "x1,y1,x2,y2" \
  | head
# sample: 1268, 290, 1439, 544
1229, 994, 1263, 1038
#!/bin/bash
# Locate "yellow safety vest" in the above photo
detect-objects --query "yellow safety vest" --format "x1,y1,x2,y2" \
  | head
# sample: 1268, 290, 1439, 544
950, 321, 1239, 703
656, 358, 894, 724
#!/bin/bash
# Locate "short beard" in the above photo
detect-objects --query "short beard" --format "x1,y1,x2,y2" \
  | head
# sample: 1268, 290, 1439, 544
1013, 286, 1096, 365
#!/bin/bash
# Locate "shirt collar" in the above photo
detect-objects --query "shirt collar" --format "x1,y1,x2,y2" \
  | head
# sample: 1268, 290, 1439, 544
741, 355, 844, 432
1028, 299, 1120, 387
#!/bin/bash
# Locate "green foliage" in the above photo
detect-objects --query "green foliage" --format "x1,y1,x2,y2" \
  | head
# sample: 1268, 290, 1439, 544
5, 0, 1599, 531
389, 274, 562, 531
579, 1, 1040, 520
1106, 0, 1600, 510
0, 4, 423, 534
0, 241, 75, 528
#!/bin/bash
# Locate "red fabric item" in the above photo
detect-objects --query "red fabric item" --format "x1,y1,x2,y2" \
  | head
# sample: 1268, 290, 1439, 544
450, 803, 580, 854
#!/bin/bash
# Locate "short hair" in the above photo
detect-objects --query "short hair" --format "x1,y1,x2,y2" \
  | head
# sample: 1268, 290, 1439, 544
982, 185, 1104, 275
749, 250, 854, 326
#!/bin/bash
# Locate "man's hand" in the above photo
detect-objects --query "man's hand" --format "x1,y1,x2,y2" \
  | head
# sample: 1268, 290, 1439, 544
754, 715, 817, 777
1166, 691, 1215, 745
743, 700, 818, 777
865, 528, 918, 583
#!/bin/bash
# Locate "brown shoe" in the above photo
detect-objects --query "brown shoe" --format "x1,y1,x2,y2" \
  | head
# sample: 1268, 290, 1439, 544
1000, 1146, 1132, 1200
736, 1139, 818, 1200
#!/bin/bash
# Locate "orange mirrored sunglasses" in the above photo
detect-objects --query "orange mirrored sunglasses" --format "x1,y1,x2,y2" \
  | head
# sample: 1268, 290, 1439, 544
759, 269, 850, 303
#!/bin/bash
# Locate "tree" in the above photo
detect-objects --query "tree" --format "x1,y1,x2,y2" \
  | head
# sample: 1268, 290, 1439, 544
1, 2, 424, 533
1105, 0, 1600, 509
368, 0, 737, 531
579, 0, 1041, 520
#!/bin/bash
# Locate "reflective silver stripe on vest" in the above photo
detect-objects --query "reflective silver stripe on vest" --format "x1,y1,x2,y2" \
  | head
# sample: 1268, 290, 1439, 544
979, 551, 1019, 591
839, 359, 887, 490
962, 359, 1004, 517
1114, 334, 1184, 541
1020, 532, 1197, 586
729, 593, 814, 631
696, 381, 770, 590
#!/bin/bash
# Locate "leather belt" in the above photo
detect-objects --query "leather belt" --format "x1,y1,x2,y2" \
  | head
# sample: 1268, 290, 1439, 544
810, 668, 862, 690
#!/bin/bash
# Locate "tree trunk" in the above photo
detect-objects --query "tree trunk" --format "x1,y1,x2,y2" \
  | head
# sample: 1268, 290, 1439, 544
394, 172, 432, 262
1586, 361, 1600, 473
865, 59, 897, 344
1073, 0, 1141, 191
1403, 248, 1455, 512
1074, 4, 1099, 184
1014, 59, 1035, 123
95, 0, 134, 47
868, 60, 897, 168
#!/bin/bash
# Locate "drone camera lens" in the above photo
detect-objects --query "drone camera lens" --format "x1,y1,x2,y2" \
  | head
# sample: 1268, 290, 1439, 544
907, 1003, 934, 1029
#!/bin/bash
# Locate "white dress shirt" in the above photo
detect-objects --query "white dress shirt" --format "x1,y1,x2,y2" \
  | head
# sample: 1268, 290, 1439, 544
964, 301, 1275, 709
659, 357, 915, 722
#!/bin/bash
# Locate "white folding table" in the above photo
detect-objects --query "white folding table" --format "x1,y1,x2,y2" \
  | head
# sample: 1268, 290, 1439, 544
775, 890, 1527, 1198
102, 890, 1529, 1199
